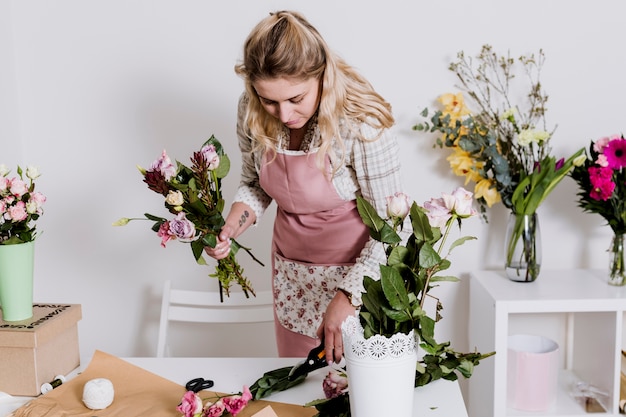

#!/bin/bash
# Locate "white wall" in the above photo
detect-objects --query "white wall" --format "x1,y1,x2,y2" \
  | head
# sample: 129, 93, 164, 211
2, 0, 625, 396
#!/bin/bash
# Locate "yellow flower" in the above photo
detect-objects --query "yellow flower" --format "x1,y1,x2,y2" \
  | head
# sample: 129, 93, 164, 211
438, 93, 471, 123
474, 178, 501, 207
447, 147, 483, 184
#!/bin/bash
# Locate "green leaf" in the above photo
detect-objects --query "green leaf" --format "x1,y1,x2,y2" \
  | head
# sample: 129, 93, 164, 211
380, 265, 410, 311
418, 242, 441, 269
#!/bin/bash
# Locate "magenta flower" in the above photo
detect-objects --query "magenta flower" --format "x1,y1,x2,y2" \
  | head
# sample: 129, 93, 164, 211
603, 138, 626, 169
157, 221, 174, 248
177, 391, 203, 417
588, 166, 616, 201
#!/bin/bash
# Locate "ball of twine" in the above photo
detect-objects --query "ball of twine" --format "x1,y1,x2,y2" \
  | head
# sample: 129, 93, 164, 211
82, 378, 115, 410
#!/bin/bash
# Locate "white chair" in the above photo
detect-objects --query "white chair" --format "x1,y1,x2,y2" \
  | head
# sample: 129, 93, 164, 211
156, 280, 275, 357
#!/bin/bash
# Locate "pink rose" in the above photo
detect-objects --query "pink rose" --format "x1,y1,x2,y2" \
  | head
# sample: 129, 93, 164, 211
29, 191, 46, 209
593, 136, 611, 154
423, 197, 451, 229
386, 192, 411, 220
200, 145, 220, 171
446, 187, 477, 218
7, 201, 28, 221
169, 212, 196, 242
223, 386, 252, 416
177, 391, 203, 417
150, 150, 177, 181
9, 178, 28, 197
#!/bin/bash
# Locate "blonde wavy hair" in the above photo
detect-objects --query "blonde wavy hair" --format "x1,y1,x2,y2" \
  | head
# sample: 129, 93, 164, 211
234, 10, 394, 169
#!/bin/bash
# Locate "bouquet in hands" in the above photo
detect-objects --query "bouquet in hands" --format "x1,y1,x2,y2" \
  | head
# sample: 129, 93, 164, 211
115, 136, 263, 298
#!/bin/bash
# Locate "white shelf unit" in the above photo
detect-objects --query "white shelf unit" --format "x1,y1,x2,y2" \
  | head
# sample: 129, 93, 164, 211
468, 269, 626, 417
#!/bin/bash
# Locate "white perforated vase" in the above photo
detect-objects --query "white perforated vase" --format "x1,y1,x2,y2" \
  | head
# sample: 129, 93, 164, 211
341, 315, 418, 417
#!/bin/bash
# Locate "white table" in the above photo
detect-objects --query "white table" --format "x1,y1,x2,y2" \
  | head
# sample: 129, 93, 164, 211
1, 357, 469, 416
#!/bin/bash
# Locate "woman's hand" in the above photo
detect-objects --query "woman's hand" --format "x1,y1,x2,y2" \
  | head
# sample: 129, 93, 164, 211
317, 290, 357, 364
203, 225, 234, 260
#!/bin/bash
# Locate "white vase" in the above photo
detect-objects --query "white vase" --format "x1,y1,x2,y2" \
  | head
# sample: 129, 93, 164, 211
341, 315, 418, 417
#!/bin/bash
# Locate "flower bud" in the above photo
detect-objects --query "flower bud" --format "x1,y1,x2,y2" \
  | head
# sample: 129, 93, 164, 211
386, 192, 411, 220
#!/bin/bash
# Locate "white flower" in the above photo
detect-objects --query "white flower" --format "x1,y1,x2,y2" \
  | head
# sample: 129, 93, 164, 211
0, 164, 9, 176
25, 166, 41, 180
518, 129, 550, 147
386, 192, 411, 220
165, 190, 184, 206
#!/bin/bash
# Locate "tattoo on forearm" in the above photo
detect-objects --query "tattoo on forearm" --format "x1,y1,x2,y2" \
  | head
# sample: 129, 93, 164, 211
238, 210, 250, 227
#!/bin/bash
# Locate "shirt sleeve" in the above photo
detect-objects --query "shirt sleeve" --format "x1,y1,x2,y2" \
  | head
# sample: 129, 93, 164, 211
338, 123, 410, 305
232, 94, 273, 221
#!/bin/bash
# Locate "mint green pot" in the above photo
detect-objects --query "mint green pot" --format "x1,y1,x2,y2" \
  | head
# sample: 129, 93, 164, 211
0, 241, 35, 322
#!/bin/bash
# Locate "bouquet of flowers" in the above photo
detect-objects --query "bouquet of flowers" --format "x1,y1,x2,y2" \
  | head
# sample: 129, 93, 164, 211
415, 45, 584, 219
571, 134, 626, 285
0, 164, 46, 245
414, 45, 584, 279
571, 134, 626, 234
114, 136, 263, 298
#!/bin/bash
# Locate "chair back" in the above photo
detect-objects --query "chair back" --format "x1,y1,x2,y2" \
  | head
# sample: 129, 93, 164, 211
156, 280, 274, 357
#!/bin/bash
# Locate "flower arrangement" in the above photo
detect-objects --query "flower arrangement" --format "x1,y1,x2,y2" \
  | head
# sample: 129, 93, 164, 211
413, 45, 584, 279
114, 136, 263, 298
571, 134, 626, 285
177, 386, 252, 417
243, 188, 494, 417
571, 134, 626, 234
0, 164, 46, 245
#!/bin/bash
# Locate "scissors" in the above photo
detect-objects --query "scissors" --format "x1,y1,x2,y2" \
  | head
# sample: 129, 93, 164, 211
287, 343, 327, 381
185, 377, 214, 393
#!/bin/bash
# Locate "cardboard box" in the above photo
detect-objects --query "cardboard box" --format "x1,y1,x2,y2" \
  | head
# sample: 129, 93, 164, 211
0, 304, 81, 396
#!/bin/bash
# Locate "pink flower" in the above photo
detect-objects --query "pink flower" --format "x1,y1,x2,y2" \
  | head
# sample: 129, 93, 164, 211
157, 221, 174, 247
445, 187, 477, 218
202, 400, 225, 417
386, 192, 411, 220
7, 201, 28, 221
593, 136, 611, 154
177, 391, 203, 417
596, 154, 609, 167
588, 166, 615, 201
150, 150, 177, 181
603, 138, 626, 169
222, 386, 252, 416
200, 145, 220, 171
29, 192, 46, 208
169, 212, 196, 242
322, 370, 349, 399
423, 197, 451, 229
9, 178, 28, 198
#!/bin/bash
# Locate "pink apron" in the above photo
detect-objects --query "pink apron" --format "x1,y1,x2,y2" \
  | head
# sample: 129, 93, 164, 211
259, 149, 369, 357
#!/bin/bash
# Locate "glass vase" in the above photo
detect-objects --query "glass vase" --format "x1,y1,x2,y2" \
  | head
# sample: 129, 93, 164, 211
608, 233, 626, 286
505, 212, 541, 282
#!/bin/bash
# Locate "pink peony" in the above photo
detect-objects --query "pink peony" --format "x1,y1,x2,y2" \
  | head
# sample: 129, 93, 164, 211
222, 386, 252, 416
200, 145, 220, 171
177, 391, 203, 417
7, 201, 28, 221
9, 178, 28, 198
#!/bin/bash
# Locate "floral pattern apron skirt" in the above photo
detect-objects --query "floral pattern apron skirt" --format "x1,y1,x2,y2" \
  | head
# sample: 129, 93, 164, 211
259, 149, 369, 357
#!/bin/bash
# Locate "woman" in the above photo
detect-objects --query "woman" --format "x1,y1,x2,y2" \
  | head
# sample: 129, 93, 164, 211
206, 10, 406, 364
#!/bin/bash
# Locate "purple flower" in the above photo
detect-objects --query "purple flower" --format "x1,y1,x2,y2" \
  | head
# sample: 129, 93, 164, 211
150, 150, 177, 181
200, 145, 220, 171
169, 212, 197, 242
